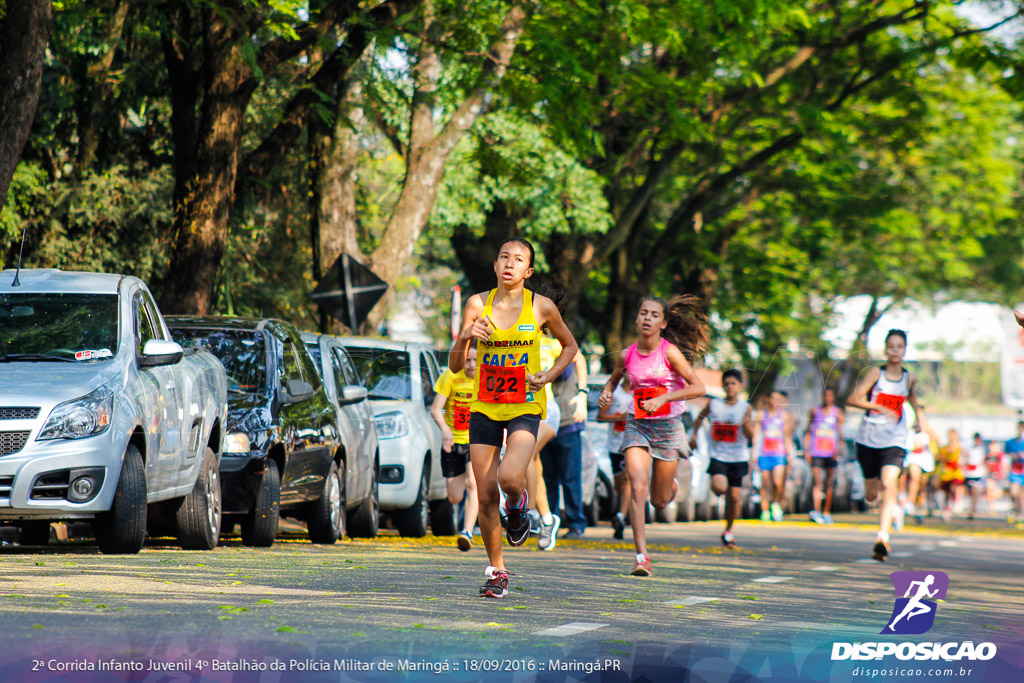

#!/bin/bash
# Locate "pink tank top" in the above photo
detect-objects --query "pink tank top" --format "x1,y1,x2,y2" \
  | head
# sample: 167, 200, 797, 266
624, 338, 685, 419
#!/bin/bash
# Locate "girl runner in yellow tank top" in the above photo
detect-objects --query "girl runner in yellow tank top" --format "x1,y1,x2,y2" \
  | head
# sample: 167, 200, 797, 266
449, 237, 578, 599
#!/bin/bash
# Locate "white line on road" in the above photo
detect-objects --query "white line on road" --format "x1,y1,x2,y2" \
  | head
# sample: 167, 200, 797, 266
854, 558, 879, 564
753, 576, 793, 583
532, 622, 608, 637
665, 596, 719, 606
810, 566, 838, 571
919, 545, 936, 551
938, 541, 958, 547
892, 552, 913, 558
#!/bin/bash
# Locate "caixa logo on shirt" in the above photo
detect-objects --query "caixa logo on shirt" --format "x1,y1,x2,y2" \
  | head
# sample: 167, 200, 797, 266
831, 571, 997, 663
882, 571, 949, 635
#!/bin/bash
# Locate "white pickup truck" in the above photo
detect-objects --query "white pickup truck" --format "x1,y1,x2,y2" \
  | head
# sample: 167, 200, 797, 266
0, 269, 228, 553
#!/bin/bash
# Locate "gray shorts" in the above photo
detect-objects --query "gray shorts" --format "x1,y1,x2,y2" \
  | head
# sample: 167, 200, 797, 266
622, 417, 684, 462
542, 395, 561, 432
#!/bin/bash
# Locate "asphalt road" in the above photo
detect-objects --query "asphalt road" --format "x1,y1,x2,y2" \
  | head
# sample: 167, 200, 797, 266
1, 514, 1022, 682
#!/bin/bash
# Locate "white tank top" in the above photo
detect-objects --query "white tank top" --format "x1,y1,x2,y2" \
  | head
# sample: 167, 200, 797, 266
707, 398, 750, 464
855, 367, 910, 449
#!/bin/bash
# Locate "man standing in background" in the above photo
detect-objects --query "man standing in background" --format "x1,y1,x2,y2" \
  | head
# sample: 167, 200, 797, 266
541, 342, 589, 539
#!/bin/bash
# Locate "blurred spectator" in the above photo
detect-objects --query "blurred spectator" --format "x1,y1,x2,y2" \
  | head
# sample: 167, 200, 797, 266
938, 429, 965, 522
963, 432, 987, 520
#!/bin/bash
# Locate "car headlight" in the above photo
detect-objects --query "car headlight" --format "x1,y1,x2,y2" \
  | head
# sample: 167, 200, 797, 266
37, 386, 114, 441
373, 411, 409, 440
223, 432, 252, 454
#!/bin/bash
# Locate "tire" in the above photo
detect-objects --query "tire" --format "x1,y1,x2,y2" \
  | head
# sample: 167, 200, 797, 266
95, 443, 147, 555
17, 521, 51, 546
396, 462, 429, 538
176, 447, 222, 550
240, 459, 280, 547
429, 498, 458, 536
595, 471, 616, 521
677, 495, 696, 522
307, 461, 345, 544
584, 487, 599, 527
348, 460, 380, 538
695, 496, 712, 522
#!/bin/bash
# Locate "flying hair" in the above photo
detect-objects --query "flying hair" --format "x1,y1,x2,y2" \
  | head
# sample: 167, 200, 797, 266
640, 294, 710, 363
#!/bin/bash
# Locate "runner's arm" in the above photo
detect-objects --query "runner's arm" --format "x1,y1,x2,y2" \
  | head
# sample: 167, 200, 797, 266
784, 412, 796, 459
742, 405, 755, 442
689, 404, 711, 448
429, 392, 455, 451
598, 353, 626, 409
845, 367, 892, 416
530, 295, 578, 390
449, 294, 488, 372
568, 351, 589, 422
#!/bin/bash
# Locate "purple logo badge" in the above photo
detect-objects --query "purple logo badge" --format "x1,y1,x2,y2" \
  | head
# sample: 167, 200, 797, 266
881, 571, 949, 635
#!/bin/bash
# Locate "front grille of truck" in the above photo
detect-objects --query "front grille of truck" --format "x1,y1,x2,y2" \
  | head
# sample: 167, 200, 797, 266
31, 471, 69, 500
0, 431, 30, 456
0, 476, 13, 500
0, 407, 40, 420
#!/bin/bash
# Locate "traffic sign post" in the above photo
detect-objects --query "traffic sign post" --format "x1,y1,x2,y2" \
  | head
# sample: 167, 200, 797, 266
311, 253, 388, 332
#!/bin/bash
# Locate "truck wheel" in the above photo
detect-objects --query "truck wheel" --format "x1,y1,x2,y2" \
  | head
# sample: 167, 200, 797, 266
429, 498, 458, 536
241, 460, 280, 547
176, 447, 222, 550
17, 521, 52, 546
348, 461, 380, 538
307, 461, 345, 544
396, 463, 429, 538
95, 443, 147, 554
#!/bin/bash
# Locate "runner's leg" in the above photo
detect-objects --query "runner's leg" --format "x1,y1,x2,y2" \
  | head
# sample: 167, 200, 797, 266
464, 460, 479, 534
471, 444, 504, 569
812, 465, 825, 514
650, 457, 678, 509
823, 462, 835, 515
626, 446, 654, 557
878, 464, 901, 538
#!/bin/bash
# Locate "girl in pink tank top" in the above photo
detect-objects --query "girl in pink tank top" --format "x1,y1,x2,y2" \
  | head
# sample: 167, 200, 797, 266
598, 295, 709, 577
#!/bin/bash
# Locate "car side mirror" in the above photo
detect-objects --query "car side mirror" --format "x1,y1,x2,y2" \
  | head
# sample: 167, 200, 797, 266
338, 385, 367, 405
281, 379, 315, 404
139, 339, 184, 368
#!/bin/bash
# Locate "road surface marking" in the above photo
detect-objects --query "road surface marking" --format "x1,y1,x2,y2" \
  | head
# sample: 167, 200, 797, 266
532, 622, 608, 637
854, 558, 878, 564
753, 576, 792, 583
665, 596, 719, 606
892, 552, 913, 558
810, 566, 838, 571
938, 541, 958, 547
919, 545, 936, 551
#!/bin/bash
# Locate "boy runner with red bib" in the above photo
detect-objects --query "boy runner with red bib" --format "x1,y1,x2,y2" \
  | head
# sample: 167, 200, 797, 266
449, 238, 577, 598
599, 296, 707, 576
805, 389, 843, 525
690, 368, 753, 547
847, 329, 923, 561
430, 345, 479, 551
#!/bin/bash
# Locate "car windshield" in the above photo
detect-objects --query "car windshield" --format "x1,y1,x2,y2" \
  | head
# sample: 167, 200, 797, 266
0, 293, 119, 362
345, 347, 412, 400
171, 328, 266, 393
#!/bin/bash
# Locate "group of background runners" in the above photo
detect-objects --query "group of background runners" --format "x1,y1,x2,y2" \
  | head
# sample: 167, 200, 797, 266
432, 236, 1016, 598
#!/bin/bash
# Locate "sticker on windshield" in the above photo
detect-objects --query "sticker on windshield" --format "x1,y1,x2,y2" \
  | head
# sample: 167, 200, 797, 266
75, 348, 113, 360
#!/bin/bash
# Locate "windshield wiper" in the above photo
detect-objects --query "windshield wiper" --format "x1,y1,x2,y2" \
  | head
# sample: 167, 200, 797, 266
0, 354, 76, 363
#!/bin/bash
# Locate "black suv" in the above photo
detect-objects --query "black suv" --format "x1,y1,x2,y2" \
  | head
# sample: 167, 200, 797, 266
167, 317, 341, 546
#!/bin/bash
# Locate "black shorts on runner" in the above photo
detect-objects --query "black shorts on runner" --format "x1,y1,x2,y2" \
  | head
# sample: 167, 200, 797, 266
609, 451, 626, 475
469, 412, 540, 448
707, 459, 749, 488
811, 457, 837, 470
441, 443, 471, 478
855, 444, 905, 480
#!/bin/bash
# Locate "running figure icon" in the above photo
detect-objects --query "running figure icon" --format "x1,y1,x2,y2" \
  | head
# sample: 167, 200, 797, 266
887, 574, 939, 632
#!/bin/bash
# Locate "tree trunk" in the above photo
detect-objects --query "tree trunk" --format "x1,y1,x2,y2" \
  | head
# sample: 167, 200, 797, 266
157, 10, 254, 314
0, 0, 52, 213
365, 0, 529, 329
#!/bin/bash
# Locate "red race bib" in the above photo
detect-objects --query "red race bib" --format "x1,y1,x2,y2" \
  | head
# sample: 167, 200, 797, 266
814, 437, 836, 453
876, 392, 906, 415
763, 437, 784, 453
634, 386, 670, 419
614, 420, 626, 433
711, 422, 739, 443
1013, 461, 1024, 475
453, 402, 471, 431
478, 365, 527, 403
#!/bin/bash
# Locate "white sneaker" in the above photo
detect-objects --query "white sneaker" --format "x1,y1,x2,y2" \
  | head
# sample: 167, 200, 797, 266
892, 503, 905, 532
538, 514, 561, 551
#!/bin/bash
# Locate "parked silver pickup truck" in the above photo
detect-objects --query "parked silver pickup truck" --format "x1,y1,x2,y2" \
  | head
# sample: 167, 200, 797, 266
0, 269, 228, 553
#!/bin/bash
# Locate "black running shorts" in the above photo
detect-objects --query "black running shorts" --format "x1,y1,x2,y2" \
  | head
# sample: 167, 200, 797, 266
811, 456, 837, 470
441, 443, 471, 478
469, 412, 540, 448
855, 444, 905, 480
707, 459, 749, 488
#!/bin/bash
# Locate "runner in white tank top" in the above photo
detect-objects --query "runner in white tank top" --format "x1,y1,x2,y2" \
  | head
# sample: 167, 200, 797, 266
690, 368, 753, 547
847, 329, 924, 562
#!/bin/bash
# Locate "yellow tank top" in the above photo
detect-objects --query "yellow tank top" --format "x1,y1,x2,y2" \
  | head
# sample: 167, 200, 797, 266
472, 289, 546, 421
